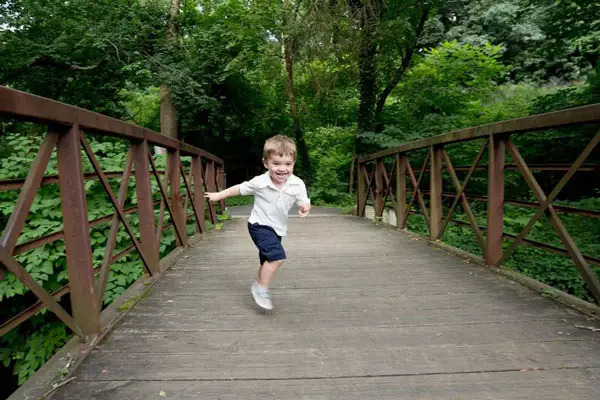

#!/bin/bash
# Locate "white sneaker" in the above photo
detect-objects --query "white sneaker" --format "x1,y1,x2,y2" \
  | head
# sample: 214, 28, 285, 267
251, 281, 273, 310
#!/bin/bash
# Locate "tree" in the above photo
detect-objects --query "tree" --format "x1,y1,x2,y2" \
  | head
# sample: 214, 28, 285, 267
538, 0, 600, 80
156, 0, 291, 182
160, 0, 180, 140
342, 0, 443, 153
374, 1, 433, 122
0, 0, 166, 116
375, 40, 508, 145
443, 0, 599, 82
281, 0, 312, 180
347, 0, 385, 137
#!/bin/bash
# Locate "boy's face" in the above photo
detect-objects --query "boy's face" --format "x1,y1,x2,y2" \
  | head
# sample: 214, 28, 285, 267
263, 153, 295, 186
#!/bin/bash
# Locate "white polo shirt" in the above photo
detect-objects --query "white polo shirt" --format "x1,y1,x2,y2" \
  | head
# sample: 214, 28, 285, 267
239, 172, 310, 236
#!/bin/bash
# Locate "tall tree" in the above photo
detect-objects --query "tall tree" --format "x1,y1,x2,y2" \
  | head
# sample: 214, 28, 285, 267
348, 0, 385, 137
160, 0, 181, 140
343, 0, 442, 153
281, 0, 311, 180
374, 1, 432, 122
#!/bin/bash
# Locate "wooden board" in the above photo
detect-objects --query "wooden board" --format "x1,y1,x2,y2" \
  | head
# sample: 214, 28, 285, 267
57, 369, 600, 399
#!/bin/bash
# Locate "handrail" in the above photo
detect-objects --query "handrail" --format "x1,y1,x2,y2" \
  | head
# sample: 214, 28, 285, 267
0, 86, 226, 339
357, 104, 600, 304
360, 103, 600, 162
0, 86, 222, 163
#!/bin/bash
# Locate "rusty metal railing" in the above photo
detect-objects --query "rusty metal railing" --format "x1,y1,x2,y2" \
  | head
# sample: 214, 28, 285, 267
357, 104, 600, 304
0, 86, 225, 339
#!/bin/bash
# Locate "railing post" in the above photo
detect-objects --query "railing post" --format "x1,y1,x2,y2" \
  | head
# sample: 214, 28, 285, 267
168, 149, 188, 247
217, 164, 226, 212
356, 161, 366, 217
191, 156, 205, 233
375, 159, 385, 218
486, 135, 506, 265
430, 145, 444, 240
133, 140, 159, 273
396, 154, 407, 229
205, 160, 217, 224
56, 124, 100, 336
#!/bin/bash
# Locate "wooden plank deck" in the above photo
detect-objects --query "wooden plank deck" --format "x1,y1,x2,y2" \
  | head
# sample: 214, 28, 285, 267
53, 215, 600, 399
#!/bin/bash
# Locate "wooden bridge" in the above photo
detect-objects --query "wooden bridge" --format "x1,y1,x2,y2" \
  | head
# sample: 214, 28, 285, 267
1, 87, 599, 399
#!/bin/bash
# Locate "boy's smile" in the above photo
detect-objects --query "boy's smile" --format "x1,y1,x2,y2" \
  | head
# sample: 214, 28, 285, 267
263, 153, 295, 187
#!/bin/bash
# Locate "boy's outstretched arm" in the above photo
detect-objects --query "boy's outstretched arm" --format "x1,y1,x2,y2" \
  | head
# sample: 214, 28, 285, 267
205, 184, 241, 202
298, 202, 311, 217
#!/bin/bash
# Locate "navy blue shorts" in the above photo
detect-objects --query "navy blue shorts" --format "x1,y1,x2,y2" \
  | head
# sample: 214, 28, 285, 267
248, 223, 287, 265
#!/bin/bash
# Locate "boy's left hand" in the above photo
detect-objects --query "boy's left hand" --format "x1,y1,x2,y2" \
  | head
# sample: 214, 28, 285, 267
204, 192, 221, 202
298, 203, 311, 217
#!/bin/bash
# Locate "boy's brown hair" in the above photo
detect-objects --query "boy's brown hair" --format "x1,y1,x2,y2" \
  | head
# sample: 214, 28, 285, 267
263, 134, 297, 161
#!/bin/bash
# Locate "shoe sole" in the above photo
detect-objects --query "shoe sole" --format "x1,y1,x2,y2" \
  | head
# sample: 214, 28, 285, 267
253, 301, 273, 313
251, 290, 273, 311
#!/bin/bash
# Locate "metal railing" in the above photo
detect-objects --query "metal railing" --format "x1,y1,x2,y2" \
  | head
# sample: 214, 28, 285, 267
0, 86, 225, 339
357, 104, 600, 304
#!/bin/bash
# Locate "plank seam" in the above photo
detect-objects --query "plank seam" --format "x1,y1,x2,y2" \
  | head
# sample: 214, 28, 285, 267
73, 365, 600, 382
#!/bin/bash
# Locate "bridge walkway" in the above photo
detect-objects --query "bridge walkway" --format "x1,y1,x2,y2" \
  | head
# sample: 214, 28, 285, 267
53, 215, 600, 399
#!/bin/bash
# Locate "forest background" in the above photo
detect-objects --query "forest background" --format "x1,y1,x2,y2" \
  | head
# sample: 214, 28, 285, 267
0, 0, 599, 397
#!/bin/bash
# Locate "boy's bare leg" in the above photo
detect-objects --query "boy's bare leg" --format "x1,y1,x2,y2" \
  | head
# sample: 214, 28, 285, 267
258, 260, 284, 288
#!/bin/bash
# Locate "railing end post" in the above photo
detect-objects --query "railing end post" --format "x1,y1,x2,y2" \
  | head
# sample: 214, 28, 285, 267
357, 162, 366, 217
485, 135, 506, 266
429, 145, 444, 240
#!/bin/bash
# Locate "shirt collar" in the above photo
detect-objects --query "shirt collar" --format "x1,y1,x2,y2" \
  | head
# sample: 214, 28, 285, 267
259, 172, 301, 190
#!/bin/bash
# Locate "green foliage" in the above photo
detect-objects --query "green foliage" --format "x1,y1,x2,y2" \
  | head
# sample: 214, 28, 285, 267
217, 210, 231, 222
502, 199, 600, 302
539, 0, 600, 81
406, 199, 600, 302
443, 0, 599, 82
406, 41, 507, 109
305, 126, 355, 205
297, 58, 359, 129
224, 195, 254, 207
375, 41, 507, 148
119, 86, 161, 131
0, 129, 193, 387
464, 83, 550, 125
0, 0, 168, 116
530, 65, 600, 114
443, 0, 546, 80
441, 224, 485, 257
0, 321, 70, 385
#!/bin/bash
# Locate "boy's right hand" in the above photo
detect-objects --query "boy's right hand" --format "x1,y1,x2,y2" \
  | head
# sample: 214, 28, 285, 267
204, 192, 221, 202
298, 203, 311, 217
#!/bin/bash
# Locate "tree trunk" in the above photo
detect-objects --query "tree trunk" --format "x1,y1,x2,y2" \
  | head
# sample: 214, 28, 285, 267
160, 85, 178, 140
282, 1, 311, 181
160, 0, 180, 142
357, 16, 377, 136
352, 0, 384, 155
374, 4, 431, 125
167, 0, 180, 39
